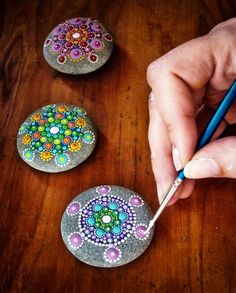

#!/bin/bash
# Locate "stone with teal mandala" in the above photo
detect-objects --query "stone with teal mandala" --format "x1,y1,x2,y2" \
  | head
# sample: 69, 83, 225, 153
61, 185, 155, 268
17, 104, 97, 173
43, 17, 114, 74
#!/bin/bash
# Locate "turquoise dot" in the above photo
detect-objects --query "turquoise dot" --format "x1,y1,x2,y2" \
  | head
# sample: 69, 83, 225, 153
62, 146, 66, 150
38, 146, 43, 151
96, 228, 105, 237
74, 136, 78, 140
118, 212, 127, 221
88, 217, 95, 225
93, 204, 102, 212
53, 134, 58, 138
112, 226, 121, 235
109, 202, 118, 210
53, 149, 57, 154
60, 130, 64, 134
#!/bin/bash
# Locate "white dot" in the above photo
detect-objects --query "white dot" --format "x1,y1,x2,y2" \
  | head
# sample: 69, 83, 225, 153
73, 32, 80, 39
102, 215, 111, 224
50, 126, 59, 134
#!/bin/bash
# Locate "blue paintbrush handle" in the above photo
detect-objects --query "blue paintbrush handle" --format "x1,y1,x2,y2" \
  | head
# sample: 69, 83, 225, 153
178, 80, 236, 180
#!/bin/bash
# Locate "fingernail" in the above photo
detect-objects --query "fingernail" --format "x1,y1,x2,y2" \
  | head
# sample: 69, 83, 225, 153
157, 184, 165, 204
149, 92, 155, 100
184, 158, 221, 178
172, 145, 182, 171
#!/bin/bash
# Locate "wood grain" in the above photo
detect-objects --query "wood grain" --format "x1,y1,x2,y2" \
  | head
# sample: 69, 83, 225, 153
1, 0, 236, 292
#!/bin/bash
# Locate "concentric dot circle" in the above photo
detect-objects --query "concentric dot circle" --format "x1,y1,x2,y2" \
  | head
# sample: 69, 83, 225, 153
43, 17, 114, 74
61, 185, 155, 268
17, 103, 97, 173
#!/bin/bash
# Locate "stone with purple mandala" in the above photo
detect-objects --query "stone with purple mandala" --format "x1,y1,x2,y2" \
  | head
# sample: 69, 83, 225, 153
43, 17, 113, 74
61, 185, 155, 267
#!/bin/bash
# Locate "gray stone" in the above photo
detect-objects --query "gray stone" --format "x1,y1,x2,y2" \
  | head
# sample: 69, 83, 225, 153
17, 104, 97, 173
61, 185, 155, 268
43, 17, 114, 74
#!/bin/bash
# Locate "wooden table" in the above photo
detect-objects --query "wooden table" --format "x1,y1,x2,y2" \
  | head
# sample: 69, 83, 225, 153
1, 1, 236, 292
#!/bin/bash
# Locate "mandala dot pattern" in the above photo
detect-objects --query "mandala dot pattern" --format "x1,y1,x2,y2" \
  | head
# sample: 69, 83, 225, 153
17, 104, 97, 173
61, 185, 155, 267
43, 17, 113, 74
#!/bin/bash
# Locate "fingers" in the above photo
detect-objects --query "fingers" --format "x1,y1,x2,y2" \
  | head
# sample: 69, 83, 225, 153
184, 137, 236, 179
148, 93, 195, 204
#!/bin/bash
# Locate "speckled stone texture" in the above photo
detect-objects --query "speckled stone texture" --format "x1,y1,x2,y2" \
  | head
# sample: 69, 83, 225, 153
43, 17, 113, 74
61, 185, 155, 268
17, 103, 97, 173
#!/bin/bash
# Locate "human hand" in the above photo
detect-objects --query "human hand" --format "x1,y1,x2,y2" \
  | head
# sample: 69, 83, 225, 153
147, 18, 236, 205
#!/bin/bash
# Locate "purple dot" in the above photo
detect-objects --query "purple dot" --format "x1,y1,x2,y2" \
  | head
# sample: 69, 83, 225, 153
70, 49, 82, 59
70, 18, 82, 25
136, 226, 147, 238
53, 26, 63, 35
97, 186, 110, 194
68, 202, 80, 214
90, 39, 102, 50
130, 196, 143, 206
52, 43, 62, 52
105, 247, 120, 261
91, 23, 102, 32
69, 233, 82, 247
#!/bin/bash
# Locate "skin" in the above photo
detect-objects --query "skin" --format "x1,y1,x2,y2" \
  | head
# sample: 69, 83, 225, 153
147, 18, 236, 205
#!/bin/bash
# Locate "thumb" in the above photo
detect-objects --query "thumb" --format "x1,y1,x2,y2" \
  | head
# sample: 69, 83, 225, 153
184, 137, 236, 179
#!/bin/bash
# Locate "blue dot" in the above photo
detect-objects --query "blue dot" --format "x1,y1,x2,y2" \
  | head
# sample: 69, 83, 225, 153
109, 202, 118, 210
87, 217, 95, 225
118, 212, 127, 221
93, 204, 102, 212
96, 228, 104, 237
112, 226, 121, 235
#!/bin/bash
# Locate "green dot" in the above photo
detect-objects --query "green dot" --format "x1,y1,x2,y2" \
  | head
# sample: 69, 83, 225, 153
56, 145, 62, 150
31, 147, 36, 151
41, 131, 47, 136
48, 137, 53, 142
35, 142, 41, 147
94, 213, 99, 218
31, 125, 37, 131
61, 119, 68, 125
64, 129, 72, 136
78, 132, 83, 138
47, 112, 53, 117
54, 139, 61, 145
72, 131, 78, 136
114, 220, 120, 225
104, 207, 108, 212
58, 150, 63, 154
45, 123, 50, 127
38, 126, 45, 132
67, 115, 73, 120
105, 227, 111, 232
62, 125, 68, 130
40, 137, 47, 143
95, 223, 100, 228
55, 119, 60, 124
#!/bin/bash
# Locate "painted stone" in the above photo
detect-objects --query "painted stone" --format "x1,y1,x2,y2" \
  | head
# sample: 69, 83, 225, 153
61, 185, 155, 267
43, 17, 113, 74
17, 104, 97, 173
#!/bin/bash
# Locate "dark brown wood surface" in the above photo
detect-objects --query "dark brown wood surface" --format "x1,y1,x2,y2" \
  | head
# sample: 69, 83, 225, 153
1, 1, 236, 292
